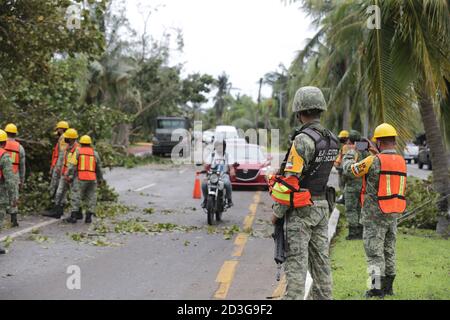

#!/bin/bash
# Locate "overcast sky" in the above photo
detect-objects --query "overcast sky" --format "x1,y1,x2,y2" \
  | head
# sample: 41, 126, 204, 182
125, 0, 315, 103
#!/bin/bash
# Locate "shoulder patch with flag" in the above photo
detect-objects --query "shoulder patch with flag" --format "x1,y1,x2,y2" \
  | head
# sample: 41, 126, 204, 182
284, 143, 304, 174
351, 155, 375, 177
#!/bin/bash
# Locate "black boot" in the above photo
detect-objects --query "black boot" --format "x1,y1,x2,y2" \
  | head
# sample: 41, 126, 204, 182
355, 225, 363, 240
346, 226, 356, 240
0, 246, 5, 254
76, 209, 83, 220
365, 276, 385, 298
201, 199, 207, 208
11, 214, 19, 228
226, 198, 233, 208
43, 204, 63, 219
64, 211, 78, 224
85, 211, 94, 224
384, 275, 395, 296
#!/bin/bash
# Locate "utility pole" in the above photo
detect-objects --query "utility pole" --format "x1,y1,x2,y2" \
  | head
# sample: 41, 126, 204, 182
279, 90, 285, 119
256, 78, 263, 129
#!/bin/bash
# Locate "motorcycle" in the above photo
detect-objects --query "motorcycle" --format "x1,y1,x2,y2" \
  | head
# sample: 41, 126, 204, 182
201, 168, 228, 225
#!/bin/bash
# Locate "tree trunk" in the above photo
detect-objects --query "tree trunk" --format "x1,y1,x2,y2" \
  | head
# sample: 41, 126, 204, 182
361, 94, 370, 137
342, 96, 351, 130
112, 123, 131, 147
415, 83, 450, 237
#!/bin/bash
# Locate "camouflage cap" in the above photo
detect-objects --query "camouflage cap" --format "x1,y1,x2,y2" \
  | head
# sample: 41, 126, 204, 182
292, 86, 327, 113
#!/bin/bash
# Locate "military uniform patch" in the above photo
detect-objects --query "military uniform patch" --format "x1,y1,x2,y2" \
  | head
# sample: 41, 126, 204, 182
351, 155, 375, 177
284, 142, 304, 174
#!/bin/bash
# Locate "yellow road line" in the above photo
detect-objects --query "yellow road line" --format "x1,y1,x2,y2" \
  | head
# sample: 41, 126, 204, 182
232, 233, 248, 257
271, 275, 286, 299
213, 191, 261, 299
214, 260, 238, 299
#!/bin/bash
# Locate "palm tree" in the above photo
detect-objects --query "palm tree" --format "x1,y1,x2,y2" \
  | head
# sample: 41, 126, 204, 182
361, 0, 450, 235
289, 0, 450, 234
213, 73, 232, 124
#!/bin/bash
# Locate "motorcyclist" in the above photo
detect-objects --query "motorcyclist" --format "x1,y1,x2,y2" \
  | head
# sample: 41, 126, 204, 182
201, 139, 233, 208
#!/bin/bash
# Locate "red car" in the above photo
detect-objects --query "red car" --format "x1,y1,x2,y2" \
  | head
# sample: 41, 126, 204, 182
227, 143, 272, 187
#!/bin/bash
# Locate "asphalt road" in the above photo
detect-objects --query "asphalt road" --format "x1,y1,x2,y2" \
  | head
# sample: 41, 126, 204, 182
0, 162, 291, 300
0, 154, 429, 299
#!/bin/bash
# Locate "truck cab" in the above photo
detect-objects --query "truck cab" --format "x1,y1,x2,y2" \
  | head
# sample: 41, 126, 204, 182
152, 117, 190, 156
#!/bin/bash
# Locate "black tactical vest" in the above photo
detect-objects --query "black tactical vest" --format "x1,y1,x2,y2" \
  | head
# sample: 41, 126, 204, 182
299, 127, 339, 196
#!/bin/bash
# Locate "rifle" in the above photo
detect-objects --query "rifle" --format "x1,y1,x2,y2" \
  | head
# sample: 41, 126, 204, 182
272, 217, 286, 281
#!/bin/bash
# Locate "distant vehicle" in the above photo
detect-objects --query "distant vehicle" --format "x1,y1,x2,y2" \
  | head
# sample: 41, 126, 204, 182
214, 125, 239, 142
228, 143, 272, 187
404, 143, 419, 164
202, 129, 215, 144
225, 137, 247, 145
152, 117, 190, 156
418, 144, 432, 170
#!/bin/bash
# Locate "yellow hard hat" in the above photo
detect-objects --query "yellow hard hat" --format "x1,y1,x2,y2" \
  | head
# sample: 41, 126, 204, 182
79, 135, 92, 145
338, 130, 349, 138
56, 121, 69, 130
373, 123, 398, 140
0, 129, 7, 142
64, 128, 78, 139
5, 123, 18, 134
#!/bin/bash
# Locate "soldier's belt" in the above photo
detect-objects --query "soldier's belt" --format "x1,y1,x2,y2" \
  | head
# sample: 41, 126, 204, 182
311, 195, 327, 201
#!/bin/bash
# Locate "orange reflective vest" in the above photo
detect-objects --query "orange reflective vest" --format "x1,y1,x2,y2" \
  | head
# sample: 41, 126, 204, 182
361, 153, 407, 214
62, 142, 79, 175
51, 143, 59, 169
0, 148, 6, 180
5, 140, 20, 174
269, 175, 313, 208
77, 147, 97, 181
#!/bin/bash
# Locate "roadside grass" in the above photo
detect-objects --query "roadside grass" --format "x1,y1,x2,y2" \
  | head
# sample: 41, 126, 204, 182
331, 212, 450, 300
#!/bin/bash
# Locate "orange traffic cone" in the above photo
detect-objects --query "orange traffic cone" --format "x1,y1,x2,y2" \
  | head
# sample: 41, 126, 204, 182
193, 172, 202, 199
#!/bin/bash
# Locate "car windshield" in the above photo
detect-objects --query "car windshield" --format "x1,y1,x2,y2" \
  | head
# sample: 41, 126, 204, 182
157, 120, 186, 129
227, 145, 266, 163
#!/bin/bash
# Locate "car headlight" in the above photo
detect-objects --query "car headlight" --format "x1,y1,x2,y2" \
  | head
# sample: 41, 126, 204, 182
210, 174, 219, 184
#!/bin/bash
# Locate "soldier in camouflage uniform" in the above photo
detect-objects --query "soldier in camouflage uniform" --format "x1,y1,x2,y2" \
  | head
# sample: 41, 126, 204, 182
49, 121, 69, 202
0, 129, 18, 254
343, 123, 406, 298
65, 135, 104, 224
3, 123, 26, 227
272, 86, 339, 300
44, 128, 79, 219
342, 130, 369, 240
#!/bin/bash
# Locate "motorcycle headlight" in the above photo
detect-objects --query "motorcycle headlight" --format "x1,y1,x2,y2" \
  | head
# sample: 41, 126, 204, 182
210, 174, 219, 184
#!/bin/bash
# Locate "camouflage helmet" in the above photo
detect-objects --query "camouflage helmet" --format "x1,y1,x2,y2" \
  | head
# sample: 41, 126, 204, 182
349, 130, 361, 142
292, 86, 327, 113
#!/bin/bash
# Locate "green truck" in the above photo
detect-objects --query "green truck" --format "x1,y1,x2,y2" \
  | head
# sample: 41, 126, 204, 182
152, 116, 190, 156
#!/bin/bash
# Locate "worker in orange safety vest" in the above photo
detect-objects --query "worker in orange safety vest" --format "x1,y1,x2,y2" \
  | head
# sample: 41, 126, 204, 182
4, 123, 25, 227
64, 135, 104, 224
343, 123, 407, 298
